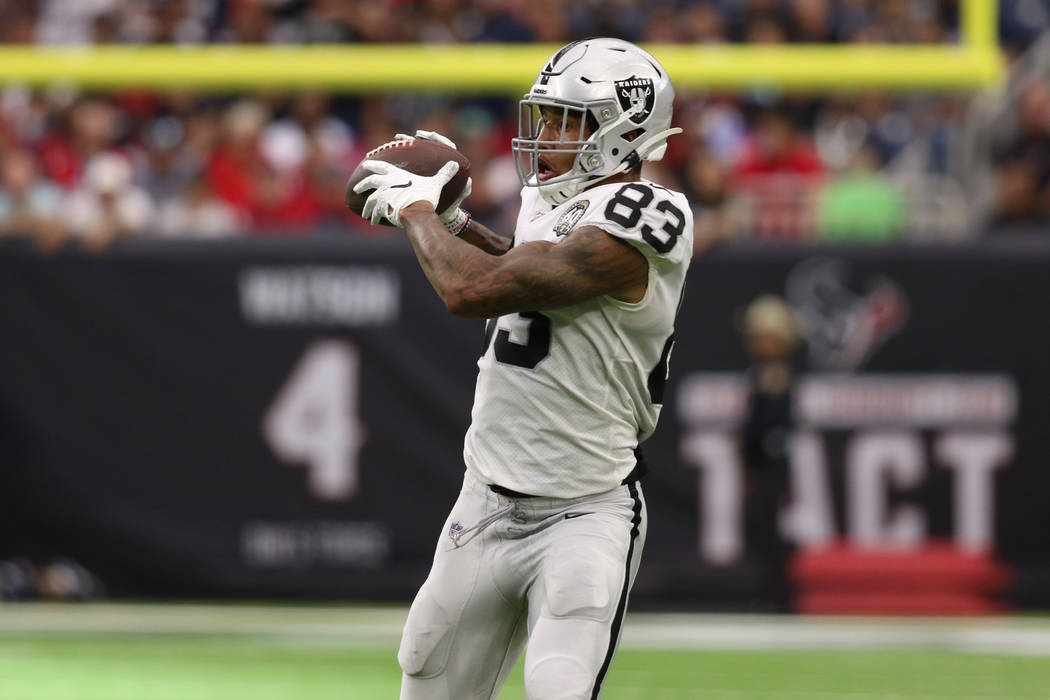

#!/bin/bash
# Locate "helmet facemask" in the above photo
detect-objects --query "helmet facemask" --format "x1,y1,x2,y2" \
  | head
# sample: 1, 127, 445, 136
514, 99, 596, 205
513, 97, 643, 206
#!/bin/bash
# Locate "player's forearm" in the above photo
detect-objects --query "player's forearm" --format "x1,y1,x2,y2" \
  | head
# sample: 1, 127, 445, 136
402, 203, 577, 319
457, 218, 512, 255
400, 203, 515, 317
403, 203, 649, 318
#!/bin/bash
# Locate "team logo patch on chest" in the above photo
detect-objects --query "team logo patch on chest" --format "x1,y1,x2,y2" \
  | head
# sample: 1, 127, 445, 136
448, 521, 464, 542
553, 200, 589, 236
616, 77, 655, 125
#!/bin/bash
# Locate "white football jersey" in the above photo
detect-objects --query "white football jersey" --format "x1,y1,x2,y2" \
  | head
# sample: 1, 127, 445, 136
462, 180, 693, 498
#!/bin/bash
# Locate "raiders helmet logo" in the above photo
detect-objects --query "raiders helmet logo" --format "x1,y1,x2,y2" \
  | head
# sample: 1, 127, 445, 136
615, 77, 655, 125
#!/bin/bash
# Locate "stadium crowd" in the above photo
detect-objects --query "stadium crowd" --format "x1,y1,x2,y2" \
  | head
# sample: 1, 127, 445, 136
0, 0, 987, 46
0, 0, 1049, 252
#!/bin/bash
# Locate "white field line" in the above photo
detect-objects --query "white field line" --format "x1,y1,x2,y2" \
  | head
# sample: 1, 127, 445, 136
1, 605, 1049, 656
0, 604, 409, 648
613, 688, 1037, 700
623, 614, 1050, 656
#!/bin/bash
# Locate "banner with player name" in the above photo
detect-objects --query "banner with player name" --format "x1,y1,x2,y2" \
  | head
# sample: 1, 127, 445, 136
1, 237, 1047, 609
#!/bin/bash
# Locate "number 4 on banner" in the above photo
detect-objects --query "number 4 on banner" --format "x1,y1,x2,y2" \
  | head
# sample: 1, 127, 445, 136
263, 341, 366, 500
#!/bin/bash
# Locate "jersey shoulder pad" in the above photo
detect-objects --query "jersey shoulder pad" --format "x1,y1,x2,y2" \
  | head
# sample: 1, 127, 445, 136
573, 182, 693, 263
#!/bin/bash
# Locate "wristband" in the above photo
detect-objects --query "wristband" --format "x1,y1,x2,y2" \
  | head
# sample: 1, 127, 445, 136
445, 208, 472, 237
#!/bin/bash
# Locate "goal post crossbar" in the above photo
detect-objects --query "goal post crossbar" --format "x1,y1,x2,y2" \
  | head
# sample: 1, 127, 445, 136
0, 1, 1002, 93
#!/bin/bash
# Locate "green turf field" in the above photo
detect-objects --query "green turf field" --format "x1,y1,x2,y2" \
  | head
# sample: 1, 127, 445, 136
2, 604, 1049, 699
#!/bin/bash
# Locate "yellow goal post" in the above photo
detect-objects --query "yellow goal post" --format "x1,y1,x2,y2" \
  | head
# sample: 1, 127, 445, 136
0, 0, 1003, 92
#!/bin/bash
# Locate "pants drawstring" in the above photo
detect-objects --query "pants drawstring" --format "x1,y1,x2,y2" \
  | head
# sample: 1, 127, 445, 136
448, 503, 514, 549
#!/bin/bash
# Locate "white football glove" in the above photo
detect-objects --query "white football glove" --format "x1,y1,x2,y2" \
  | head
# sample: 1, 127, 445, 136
439, 176, 472, 228
392, 130, 471, 226
394, 129, 457, 150
354, 159, 461, 227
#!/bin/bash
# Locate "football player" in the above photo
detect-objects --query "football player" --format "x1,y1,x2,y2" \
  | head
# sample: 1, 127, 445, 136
355, 38, 692, 699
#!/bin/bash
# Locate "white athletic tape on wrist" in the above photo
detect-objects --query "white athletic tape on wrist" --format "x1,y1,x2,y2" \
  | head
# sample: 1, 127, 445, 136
445, 208, 471, 236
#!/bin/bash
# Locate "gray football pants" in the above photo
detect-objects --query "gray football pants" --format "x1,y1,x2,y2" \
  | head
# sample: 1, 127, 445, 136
398, 470, 647, 700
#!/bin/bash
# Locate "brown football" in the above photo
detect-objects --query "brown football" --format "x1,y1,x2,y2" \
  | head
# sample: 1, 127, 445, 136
344, 138, 471, 226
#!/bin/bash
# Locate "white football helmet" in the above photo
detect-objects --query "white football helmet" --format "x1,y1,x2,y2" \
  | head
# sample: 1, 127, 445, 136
512, 38, 682, 205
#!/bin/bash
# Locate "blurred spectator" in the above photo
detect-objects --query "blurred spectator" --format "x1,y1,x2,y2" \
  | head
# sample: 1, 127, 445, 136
735, 106, 825, 180
738, 294, 804, 611
0, 3, 36, 44
36, 0, 108, 45
641, 6, 679, 43
789, 0, 835, 42
293, 0, 358, 43
733, 105, 825, 239
814, 98, 871, 172
66, 152, 154, 252
683, 144, 742, 253
520, 0, 571, 43
988, 79, 1050, 228
0, 148, 65, 251
37, 97, 120, 189
679, 3, 728, 44
746, 12, 789, 44
140, 114, 200, 204
207, 100, 269, 220
816, 143, 906, 242
280, 92, 359, 226
222, 0, 276, 43
207, 99, 317, 230
874, 0, 918, 43
988, 157, 1049, 227
1001, 0, 1050, 58
158, 175, 243, 238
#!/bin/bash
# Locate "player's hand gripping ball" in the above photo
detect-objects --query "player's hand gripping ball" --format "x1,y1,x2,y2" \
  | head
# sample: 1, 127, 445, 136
345, 137, 471, 227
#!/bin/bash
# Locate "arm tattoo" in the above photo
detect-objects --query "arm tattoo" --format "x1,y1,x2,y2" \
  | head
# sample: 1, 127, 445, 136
501, 226, 647, 312
400, 204, 647, 319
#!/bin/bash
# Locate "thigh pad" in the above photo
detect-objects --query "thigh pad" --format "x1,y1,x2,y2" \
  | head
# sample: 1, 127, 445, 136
398, 592, 454, 678
544, 545, 619, 621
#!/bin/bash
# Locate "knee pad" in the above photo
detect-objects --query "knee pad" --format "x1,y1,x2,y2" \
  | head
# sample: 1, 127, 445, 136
397, 593, 453, 678
525, 654, 593, 699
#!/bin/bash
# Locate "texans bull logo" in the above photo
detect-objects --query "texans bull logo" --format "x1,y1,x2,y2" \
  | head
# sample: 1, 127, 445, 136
615, 77, 655, 125
786, 257, 910, 371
